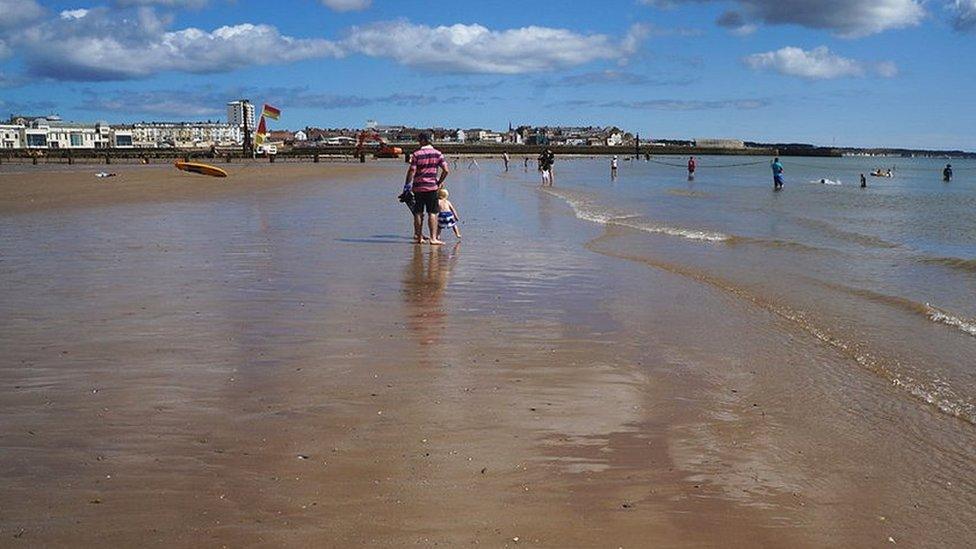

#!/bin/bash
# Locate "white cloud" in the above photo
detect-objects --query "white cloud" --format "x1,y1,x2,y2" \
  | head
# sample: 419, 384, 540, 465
951, 0, 976, 31
15, 7, 343, 81
341, 20, 648, 74
321, 0, 372, 12
645, 0, 925, 37
0, 0, 45, 31
744, 46, 897, 80
60, 9, 90, 20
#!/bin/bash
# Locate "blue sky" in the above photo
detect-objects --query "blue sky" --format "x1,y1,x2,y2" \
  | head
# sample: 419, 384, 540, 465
0, 0, 974, 149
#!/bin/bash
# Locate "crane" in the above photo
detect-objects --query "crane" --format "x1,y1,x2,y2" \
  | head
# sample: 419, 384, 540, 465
355, 131, 403, 159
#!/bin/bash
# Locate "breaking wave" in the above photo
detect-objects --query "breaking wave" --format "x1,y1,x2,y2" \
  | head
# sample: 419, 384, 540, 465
543, 187, 730, 243
920, 256, 976, 274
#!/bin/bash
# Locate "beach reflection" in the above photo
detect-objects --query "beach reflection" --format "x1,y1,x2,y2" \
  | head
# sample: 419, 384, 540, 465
401, 243, 460, 347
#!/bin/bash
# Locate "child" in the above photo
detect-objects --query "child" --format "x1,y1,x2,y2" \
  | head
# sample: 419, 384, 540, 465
436, 188, 461, 241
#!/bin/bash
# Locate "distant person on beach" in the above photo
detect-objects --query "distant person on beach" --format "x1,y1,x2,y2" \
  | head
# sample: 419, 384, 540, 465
523, 157, 529, 171
403, 133, 449, 245
539, 149, 555, 187
687, 156, 697, 179
771, 157, 785, 190
503, 151, 510, 172
610, 155, 618, 178
860, 173, 867, 188
944, 164, 953, 182
436, 188, 461, 241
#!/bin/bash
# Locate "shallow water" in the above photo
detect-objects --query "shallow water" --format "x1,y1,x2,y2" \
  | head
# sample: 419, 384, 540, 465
1, 161, 975, 545
532, 155, 976, 427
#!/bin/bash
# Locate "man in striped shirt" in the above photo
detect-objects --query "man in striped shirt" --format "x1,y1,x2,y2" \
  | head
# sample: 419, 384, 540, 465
404, 133, 450, 244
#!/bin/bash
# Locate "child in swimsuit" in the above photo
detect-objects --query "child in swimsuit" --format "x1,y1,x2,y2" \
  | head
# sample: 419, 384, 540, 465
436, 188, 461, 240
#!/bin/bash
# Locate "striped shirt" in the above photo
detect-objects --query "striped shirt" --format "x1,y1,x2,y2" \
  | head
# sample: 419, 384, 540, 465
408, 145, 446, 192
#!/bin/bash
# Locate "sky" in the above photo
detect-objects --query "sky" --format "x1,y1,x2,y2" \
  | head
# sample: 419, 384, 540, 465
0, 0, 974, 150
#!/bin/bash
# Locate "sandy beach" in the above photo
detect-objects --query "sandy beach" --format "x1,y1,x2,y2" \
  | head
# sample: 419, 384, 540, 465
1, 161, 974, 547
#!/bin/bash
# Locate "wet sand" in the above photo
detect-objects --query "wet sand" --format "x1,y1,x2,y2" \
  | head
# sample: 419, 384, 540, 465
1, 162, 973, 546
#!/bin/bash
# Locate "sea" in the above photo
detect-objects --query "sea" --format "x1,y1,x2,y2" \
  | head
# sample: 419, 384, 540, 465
537, 154, 976, 425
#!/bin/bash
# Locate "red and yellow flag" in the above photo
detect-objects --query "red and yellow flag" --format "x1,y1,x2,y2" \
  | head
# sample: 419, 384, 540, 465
262, 104, 280, 120
255, 116, 268, 145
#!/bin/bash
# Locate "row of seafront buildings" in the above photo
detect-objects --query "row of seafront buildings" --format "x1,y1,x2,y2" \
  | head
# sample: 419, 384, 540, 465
273, 124, 632, 148
0, 116, 246, 150
0, 101, 255, 151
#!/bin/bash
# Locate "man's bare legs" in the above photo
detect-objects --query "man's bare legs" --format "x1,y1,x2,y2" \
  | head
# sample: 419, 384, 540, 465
413, 213, 424, 243
428, 213, 443, 245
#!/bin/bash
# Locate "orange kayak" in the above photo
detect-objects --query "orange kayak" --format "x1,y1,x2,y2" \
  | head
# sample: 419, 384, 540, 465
174, 161, 228, 178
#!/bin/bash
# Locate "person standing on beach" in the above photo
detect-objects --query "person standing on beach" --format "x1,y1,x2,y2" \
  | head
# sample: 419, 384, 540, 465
403, 133, 450, 244
771, 157, 785, 190
944, 164, 953, 182
610, 155, 618, 178
860, 173, 867, 188
539, 149, 555, 187
687, 156, 697, 180
503, 151, 510, 172
523, 157, 529, 171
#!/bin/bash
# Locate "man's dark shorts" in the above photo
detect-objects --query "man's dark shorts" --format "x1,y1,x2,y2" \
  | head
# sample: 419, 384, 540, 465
411, 190, 440, 215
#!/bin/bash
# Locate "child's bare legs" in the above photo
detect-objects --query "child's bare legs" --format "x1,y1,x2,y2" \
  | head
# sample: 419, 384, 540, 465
452, 226, 461, 239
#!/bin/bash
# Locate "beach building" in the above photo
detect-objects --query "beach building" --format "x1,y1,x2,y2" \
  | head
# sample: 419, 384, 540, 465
129, 122, 242, 148
19, 118, 115, 149
226, 100, 255, 129
113, 129, 134, 148
0, 125, 22, 149
323, 136, 356, 145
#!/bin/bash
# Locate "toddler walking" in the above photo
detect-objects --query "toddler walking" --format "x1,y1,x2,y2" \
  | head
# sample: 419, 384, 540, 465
436, 188, 461, 240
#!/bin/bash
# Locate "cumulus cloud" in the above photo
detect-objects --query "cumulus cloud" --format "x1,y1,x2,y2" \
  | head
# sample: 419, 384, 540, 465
645, 0, 925, 37
744, 46, 897, 79
951, 0, 976, 31
0, 0, 45, 31
341, 20, 649, 74
14, 7, 343, 81
321, 0, 372, 12
60, 9, 90, 20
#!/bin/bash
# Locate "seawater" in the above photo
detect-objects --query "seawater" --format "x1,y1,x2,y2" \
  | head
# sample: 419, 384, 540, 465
532, 155, 976, 425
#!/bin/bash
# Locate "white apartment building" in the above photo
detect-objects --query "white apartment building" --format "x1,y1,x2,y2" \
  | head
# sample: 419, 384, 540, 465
130, 122, 243, 148
21, 118, 114, 149
226, 100, 255, 129
0, 125, 22, 148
